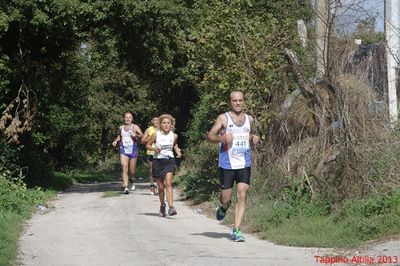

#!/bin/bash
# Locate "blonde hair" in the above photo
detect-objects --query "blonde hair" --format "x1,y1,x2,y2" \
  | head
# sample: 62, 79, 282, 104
158, 114, 176, 131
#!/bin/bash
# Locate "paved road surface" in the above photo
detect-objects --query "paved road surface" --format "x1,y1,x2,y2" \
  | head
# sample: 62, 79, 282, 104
19, 182, 399, 266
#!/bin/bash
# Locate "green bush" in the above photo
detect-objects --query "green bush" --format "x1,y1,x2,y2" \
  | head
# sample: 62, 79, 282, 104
52, 172, 74, 189
177, 142, 220, 201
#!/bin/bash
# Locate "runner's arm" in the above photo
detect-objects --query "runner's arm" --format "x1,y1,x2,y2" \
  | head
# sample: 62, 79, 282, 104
173, 133, 182, 158
140, 128, 150, 144
146, 134, 160, 152
249, 115, 260, 145
134, 124, 144, 139
207, 114, 228, 143
112, 129, 121, 147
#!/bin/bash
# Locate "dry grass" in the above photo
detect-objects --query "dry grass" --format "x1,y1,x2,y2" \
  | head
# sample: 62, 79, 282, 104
257, 42, 399, 202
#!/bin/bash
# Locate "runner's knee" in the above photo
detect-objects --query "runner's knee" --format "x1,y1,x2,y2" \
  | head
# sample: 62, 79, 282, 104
236, 187, 248, 202
165, 179, 172, 188
157, 179, 164, 188
220, 191, 232, 204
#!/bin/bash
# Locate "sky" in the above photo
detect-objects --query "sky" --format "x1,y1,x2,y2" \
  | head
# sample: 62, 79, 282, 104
309, 0, 384, 33
335, 0, 384, 33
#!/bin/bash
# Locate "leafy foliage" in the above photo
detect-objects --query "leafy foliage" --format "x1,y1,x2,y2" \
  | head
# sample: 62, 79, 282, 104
178, 142, 220, 201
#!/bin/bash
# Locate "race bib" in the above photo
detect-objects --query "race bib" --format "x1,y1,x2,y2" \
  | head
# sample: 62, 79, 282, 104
123, 139, 133, 146
122, 139, 133, 153
232, 132, 249, 154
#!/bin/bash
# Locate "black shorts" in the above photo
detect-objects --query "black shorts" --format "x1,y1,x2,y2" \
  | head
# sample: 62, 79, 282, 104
146, 155, 154, 162
219, 167, 251, 190
152, 158, 175, 179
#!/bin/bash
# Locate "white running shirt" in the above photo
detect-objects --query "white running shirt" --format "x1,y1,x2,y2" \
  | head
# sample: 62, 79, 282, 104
154, 130, 174, 159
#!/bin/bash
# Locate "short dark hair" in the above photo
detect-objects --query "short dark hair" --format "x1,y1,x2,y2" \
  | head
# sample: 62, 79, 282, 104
229, 90, 244, 101
123, 111, 133, 117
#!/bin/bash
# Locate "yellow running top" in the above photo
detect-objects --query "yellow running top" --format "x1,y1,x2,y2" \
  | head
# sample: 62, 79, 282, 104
146, 126, 157, 155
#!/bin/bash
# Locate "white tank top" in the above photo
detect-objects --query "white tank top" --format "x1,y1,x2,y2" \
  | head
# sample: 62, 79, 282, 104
154, 130, 174, 159
219, 112, 251, 169
120, 125, 135, 154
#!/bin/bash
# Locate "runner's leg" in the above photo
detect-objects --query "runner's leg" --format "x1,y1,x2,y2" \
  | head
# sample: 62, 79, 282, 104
219, 168, 234, 209
157, 178, 165, 205
148, 159, 155, 194
234, 182, 249, 229
128, 157, 137, 182
128, 157, 137, 190
120, 155, 129, 188
165, 172, 173, 207
220, 189, 233, 209
148, 159, 154, 185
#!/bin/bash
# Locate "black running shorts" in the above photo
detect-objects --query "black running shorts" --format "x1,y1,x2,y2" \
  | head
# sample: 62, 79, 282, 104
152, 158, 175, 179
219, 167, 251, 189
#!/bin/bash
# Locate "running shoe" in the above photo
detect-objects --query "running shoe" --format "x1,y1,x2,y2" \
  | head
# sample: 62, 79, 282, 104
231, 228, 245, 242
159, 203, 166, 217
216, 200, 231, 221
168, 207, 177, 216
216, 207, 227, 221
128, 179, 135, 191
123, 186, 129, 195
150, 185, 155, 195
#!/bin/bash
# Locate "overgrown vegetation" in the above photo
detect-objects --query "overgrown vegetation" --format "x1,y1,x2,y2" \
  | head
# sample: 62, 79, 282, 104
1, 0, 399, 262
177, 0, 400, 248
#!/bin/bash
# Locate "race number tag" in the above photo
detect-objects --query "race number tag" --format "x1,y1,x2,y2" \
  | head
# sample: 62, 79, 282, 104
122, 139, 133, 153
232, 132, 249, 154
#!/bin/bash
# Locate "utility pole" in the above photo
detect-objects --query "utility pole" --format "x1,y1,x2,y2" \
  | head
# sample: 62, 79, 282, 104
385, 0, 399, 126
315, 0, 329, 78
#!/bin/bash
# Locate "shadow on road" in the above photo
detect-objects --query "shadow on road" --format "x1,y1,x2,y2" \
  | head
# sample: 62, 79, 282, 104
190, 232, 231, 239
66, 180, 150, 193
137, 213, 174, 219
138, 212, 160, 217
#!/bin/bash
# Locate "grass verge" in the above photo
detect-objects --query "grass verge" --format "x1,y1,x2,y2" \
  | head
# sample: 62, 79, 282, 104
53, 163, 149, 188
0, 177, 53, 266
240, 189, 400, 248
53, 170, 117, 188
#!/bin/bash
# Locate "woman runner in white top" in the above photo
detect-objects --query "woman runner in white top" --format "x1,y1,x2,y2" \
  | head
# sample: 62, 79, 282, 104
112, 112, 143, 194
146, 114, 182, 217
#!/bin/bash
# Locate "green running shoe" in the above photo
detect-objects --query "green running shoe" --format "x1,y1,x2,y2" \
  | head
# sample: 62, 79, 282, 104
216, 207, 227, 221
231, 228, 245, 242
216, 200, 231, 221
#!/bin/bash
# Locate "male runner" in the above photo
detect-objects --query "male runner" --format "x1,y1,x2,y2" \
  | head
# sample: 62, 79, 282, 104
141, 115, 159, 195
112, 112, 143, 194
207, 90, 260, 242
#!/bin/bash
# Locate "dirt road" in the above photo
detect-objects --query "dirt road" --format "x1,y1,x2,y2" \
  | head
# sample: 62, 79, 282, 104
19, 182, 398, 266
